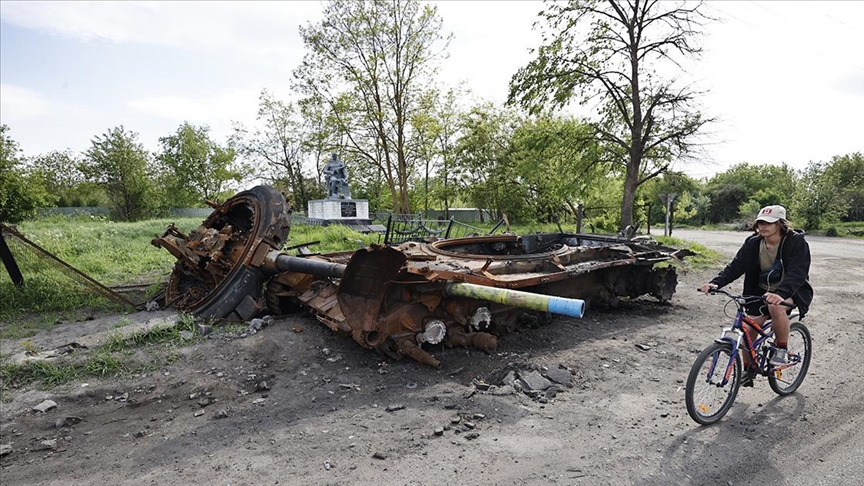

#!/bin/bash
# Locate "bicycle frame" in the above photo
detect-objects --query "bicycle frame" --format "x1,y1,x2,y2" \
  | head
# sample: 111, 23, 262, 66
712, 306, 801, 386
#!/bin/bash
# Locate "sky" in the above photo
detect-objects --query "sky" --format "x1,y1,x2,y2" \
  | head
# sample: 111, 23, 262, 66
1, 1, 862, 180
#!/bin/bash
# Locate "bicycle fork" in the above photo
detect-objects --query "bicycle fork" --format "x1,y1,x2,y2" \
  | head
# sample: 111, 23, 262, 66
712, 326, 742, 386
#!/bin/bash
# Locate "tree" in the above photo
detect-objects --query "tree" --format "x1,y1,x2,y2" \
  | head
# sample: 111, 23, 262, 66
704, 162, 800, 223
82, 126, 156, 221
795, 160, 847, 231
409, 88, 465, 217
510, 115, 603, 223
509, 0, 713, 229
298, 95, 342, 199
0, 125, 54, 223
453, 104, 528, 221
293, 0, 450, 214
29, 150, 106, 207
429, 89, 464, 219
158, 122, 242, 208
234, 91, 319, 212
823, 152, 864, 221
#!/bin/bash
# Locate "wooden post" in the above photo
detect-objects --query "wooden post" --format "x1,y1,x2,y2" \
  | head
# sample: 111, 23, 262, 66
576, 204, 584, 233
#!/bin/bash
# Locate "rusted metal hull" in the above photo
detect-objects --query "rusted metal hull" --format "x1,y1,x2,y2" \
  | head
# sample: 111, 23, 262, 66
276, 235, 686, 367
154, 186, 692, 366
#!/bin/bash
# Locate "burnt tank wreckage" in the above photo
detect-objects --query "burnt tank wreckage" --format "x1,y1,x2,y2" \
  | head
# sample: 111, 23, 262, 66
152, 185, 692, 367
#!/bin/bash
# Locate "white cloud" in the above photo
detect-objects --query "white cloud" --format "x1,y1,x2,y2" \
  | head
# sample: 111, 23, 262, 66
434, 1, 543, 103
128, 88, 259, 123
126, 87, 267, 145
0, 83, 51, 123
0, 1, 322, 70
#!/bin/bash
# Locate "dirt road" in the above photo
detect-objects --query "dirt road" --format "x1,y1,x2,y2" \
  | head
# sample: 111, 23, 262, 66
1, 229, 862, 485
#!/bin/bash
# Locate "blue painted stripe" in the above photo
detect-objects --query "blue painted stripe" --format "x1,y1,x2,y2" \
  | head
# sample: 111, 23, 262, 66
547, 296, 585, 318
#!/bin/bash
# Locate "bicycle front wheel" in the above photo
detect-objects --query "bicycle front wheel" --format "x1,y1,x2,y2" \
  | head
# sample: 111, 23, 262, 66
686, 342, 742, 425
768, 322, 812, 395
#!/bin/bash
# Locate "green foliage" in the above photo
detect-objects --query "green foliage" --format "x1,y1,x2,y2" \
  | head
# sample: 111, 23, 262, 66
508, 0, 713, 228
0, 317, 201, 390
703, 162, 799, 224
825, 227, 838, 237
233, 91, 314, 212
638, 172, 706, 227
703, 183, 748, 224
653, 236, 724, 270
510, 116, 603, 222
286, 224, 381, 253
294, 0, 450, 214
103, 315, 197, 353
0, 125, 55, 223
452, 104, 528, 221
795, 160, 847, 231
82, 351, 126, 377
81, 126, 158, 221
823, 152, 864, 221
28, 149, 107, 207
0, 360, 79, 389
0, 216, 201, 321
157, 122, 243, 207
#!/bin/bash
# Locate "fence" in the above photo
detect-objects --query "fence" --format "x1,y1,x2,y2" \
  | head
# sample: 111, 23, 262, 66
38, 207, 214, 219
382, 215, 486, 246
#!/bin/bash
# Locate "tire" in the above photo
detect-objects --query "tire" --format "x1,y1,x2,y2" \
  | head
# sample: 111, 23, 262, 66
686, 342, 742, 425
768, 322, 812, 395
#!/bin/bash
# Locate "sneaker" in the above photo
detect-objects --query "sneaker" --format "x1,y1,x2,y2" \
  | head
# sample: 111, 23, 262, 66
770, 348, 789, 367
740, 373, 754, 388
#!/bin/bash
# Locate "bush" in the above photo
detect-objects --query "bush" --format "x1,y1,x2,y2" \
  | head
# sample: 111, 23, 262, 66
825, 227, 838, 237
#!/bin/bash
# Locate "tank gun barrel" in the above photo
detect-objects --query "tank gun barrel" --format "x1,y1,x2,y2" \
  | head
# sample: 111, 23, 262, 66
264, 251, 347, 278
444, 282, 585, 318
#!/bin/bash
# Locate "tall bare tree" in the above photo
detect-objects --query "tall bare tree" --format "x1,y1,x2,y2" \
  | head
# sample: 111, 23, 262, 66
509, 0, 713, 228
234, 90, 312, 211
293, 0, 450, 214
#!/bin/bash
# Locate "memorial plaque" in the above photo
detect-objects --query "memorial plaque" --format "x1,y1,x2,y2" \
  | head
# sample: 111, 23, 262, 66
341, 202, 357, 218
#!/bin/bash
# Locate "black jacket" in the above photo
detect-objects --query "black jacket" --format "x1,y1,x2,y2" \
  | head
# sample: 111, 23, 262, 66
710, 229, 814, 317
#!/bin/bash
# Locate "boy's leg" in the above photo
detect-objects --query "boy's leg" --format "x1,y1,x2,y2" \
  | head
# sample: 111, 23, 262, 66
767, 298, 795, 345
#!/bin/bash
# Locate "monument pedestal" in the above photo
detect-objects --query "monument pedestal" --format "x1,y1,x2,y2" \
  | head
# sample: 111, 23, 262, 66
307, 199, 385, 233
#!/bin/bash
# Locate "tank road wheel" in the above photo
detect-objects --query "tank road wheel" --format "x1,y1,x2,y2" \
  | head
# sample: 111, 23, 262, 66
162, 185, 291, 320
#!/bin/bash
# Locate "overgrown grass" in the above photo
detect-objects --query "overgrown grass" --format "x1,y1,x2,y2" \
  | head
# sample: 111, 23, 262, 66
1, 215, 201, 322
817, 221, 864, 240
0, 314, 200, 391
654, 236, 724, 269
286, 223, 382, 253
102, 313, 198, 353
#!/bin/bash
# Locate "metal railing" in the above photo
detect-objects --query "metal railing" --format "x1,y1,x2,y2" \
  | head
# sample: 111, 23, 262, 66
383, 216, 485, 246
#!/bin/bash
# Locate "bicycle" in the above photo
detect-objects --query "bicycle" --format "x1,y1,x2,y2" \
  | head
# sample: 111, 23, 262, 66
685, 288, 812, 425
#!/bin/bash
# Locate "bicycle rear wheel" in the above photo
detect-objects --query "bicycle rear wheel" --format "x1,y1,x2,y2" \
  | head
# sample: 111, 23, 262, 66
686, 342, 742, 425
768, 322, 812, 395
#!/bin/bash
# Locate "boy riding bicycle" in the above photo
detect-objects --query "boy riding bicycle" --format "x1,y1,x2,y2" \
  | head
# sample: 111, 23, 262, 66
699, 205, 814, 384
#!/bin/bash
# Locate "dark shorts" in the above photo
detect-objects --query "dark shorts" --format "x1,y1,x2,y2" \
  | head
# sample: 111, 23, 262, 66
745, 301, 796, 318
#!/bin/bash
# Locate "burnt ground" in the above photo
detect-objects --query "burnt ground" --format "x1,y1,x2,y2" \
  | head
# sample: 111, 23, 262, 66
1, 229, 863, 486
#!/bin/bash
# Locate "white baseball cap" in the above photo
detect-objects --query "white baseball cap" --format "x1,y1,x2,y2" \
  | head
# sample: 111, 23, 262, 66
756, 205, 787, 223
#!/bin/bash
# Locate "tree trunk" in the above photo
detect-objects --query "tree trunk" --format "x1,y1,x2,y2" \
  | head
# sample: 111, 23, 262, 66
621, 155, 639, 228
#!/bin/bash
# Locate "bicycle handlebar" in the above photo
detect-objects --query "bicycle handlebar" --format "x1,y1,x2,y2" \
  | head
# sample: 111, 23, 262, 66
696, 287, 795, 308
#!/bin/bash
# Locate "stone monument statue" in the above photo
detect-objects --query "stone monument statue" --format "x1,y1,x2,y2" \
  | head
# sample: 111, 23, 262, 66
307, 152, 383, 233
323, 153, 351, 199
